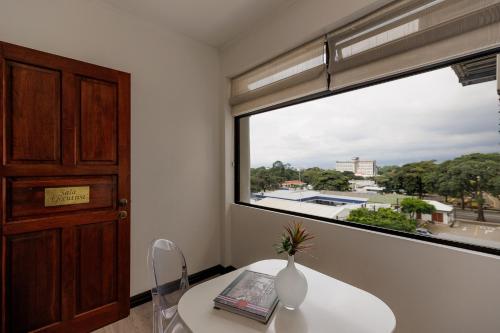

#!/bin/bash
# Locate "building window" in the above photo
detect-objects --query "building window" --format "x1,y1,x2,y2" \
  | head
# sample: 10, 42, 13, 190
236, 52, 500, 254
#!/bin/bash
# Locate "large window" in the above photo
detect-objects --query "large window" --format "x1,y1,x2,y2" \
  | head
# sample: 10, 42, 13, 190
236, 53, 500, 254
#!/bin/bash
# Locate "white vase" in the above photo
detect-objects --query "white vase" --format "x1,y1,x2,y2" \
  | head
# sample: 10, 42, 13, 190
275, 255, 308, 310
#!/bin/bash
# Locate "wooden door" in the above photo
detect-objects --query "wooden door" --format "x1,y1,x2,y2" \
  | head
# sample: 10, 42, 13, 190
432, 212, 444, 223
0, 42, 130, 332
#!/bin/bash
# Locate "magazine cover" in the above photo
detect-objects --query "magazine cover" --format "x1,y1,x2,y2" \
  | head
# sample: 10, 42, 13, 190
214, 270, 279, 321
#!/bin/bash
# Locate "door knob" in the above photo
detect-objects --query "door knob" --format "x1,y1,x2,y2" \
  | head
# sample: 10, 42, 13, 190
119, 198, 128, 207
118, 211, 128, 219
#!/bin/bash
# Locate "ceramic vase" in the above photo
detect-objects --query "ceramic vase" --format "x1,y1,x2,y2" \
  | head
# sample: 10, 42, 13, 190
275, 255, 308, 310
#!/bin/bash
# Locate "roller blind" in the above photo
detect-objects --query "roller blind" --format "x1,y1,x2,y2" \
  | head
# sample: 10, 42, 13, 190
327, 0, 500, 91
230, 38, 328, 116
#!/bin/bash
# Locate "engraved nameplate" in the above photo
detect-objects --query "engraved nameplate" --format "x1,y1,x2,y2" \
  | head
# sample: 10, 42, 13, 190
45, 186, 90, 207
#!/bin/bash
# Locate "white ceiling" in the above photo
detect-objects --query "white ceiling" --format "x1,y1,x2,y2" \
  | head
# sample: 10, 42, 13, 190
103, 0, 296, 47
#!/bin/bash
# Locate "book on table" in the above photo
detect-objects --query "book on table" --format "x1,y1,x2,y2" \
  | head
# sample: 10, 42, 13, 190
213, 270, 279, 324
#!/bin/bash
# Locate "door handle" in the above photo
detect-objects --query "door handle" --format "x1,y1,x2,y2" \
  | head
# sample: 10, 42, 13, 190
118, 211, 128, 219
119, 198, 128, 207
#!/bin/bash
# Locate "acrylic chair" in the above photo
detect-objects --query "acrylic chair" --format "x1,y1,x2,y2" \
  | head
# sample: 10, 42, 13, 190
148, 239, 190, 333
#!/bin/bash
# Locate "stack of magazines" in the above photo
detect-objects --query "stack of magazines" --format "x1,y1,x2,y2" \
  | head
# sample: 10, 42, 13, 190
213, 270, 279, 323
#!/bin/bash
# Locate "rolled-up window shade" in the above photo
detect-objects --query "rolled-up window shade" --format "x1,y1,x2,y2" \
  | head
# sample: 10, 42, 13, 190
328, 0, 500, 91
230, 38, 328, 116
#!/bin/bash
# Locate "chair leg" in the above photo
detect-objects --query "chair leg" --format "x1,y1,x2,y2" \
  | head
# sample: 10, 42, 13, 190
153, 304, 164, 333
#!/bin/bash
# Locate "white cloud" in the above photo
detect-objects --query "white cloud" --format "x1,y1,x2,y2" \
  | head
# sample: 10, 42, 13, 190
249, 67, 499, 168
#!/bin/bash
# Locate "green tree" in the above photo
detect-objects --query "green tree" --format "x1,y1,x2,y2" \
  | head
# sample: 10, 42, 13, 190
374, 165, 401, 193
347, 208, 417, 232
250, 161, 301, 193
395, 161, 437, 198
447, 153, 500, 221
310, 170, 350, 191
400, 197, 435, 220
431, 160, 464, 207
302, 167, 323, 185
250, 166, 281, 192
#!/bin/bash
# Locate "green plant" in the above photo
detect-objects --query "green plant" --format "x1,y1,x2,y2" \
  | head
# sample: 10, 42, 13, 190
347, 207, 417, 233
400, 197, 435, 220
274, 222, 314, 256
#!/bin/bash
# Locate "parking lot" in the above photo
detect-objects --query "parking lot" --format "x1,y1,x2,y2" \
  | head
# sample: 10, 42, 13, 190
428, 221, 500, 249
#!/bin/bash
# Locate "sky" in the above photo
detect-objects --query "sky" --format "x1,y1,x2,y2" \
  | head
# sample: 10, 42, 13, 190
249, 67, 500, 169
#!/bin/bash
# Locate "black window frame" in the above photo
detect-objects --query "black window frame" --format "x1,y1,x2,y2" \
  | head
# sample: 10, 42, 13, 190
234, 46, 500, 257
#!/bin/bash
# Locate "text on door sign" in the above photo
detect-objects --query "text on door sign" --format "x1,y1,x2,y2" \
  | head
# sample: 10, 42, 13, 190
44, 186, 90, 207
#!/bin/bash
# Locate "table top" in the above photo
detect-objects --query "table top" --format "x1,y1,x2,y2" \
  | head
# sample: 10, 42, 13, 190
178, 259, 396, 333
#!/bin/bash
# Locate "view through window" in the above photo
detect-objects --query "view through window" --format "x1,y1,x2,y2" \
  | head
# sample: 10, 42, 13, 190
239, 55, 500, 251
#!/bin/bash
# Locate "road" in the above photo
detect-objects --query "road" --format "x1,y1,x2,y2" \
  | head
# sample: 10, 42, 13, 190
428, 221, 500, 249
455, 208, 500, 224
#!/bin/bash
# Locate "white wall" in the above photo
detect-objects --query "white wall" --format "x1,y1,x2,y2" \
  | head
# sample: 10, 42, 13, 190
232, 205, 500, 333
221, 1, 500, 332
0, 0, 222, 296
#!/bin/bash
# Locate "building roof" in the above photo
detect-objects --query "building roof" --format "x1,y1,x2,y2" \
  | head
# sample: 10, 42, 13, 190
256, 190, 368, 204
424, 200, 454, 212
282, 180, 306, 186
255, 198, 357, 219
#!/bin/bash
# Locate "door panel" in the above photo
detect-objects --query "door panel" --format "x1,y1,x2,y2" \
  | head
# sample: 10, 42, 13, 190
432, 212, 444, 223
78, 78, 117, 164
6, 230, 62, 333
7, 176, 116, 220
75, 221, 117, 314
5, 61, 61, 164
0, 42, 130, 333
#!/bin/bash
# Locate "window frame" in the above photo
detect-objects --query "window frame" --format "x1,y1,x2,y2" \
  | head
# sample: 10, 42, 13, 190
234, 46, 500, 257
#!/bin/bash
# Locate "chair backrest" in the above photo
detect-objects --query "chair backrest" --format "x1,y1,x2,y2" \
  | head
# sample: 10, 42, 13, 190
147, 239, 189, 311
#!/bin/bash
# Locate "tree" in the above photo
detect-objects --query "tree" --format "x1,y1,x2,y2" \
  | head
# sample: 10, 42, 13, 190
374, 165, 401, 193
250, 166, 281, 192
342, 171, 364, 180
431, 160, 464, 207
302, 167, 322, 185
250, 161, 301, 193
447, 153, 500, 221
310, 170, 350, 191
400, 197, 435, 220
395, 161, 437, 198
347, 208, 417, 232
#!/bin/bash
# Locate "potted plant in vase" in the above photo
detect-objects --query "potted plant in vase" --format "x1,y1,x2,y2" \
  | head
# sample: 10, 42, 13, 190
274, 222, 314, 310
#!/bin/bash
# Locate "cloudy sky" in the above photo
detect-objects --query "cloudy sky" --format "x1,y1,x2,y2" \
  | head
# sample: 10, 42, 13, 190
249, 67, 499, 168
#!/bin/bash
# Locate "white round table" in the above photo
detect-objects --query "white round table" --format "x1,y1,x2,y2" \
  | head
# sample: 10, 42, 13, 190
178, 259, 396, 333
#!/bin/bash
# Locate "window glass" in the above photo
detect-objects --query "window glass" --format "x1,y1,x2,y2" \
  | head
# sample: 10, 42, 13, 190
238, 55, 500, 251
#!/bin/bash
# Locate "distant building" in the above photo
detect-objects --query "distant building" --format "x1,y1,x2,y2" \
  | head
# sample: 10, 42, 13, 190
253, 190, 368, 206
281, 180, 306, 189
418, 200, 455, 224
336, 157, 377, 177
349, 180, 385, 193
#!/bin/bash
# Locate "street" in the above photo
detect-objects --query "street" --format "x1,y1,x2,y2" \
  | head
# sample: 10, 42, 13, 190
455, 208, 500, 224
428, 221, 500, 249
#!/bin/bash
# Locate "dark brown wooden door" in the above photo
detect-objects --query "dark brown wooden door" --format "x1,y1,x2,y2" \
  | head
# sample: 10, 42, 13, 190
0, 42, 131, 333
432, 212, 444, 223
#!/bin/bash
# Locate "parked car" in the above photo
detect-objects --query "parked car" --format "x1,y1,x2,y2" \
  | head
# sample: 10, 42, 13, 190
416, 228, 433, 236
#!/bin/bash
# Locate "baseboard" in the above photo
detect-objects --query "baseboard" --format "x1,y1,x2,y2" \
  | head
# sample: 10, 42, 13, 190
222, 265, 236, 274
130, 264, 237, 308
130, 290, 152, 308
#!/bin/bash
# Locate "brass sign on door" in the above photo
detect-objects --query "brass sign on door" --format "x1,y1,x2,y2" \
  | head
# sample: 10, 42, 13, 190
45, 186, 90, 207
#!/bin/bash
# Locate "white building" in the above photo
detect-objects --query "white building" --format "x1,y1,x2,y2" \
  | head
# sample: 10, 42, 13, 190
255, 198, 357, 220
349, 180, 385, 193
418, 200, 455, 225
336, 157, 378, 177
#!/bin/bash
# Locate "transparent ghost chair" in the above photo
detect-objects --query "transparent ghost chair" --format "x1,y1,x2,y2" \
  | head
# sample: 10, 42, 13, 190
147, 239, 190, 333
